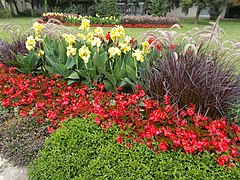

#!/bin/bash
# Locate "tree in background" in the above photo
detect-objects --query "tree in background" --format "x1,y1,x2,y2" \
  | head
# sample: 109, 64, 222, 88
144, 0, 180, 17
208, 0, 226, 20
181, 0, 227, 24
89, 0, 119, 17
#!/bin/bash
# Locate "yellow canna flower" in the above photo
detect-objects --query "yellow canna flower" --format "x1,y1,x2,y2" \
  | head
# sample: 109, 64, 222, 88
77, 33, 86, 41
33, 22, 44, 34
25, 35, 36, 51
66, 46, 77, 57
94, 27, 104, 38
86, 31, 95, 43
124, 35, 132, 44
35, 35, 43, 42
141, 41, 150, 53
79, 19, 90, 31
62, 34, 76, 46
132, 49, 144, 62
91, 37, 102, 48
108, 47, 121, 59
38, 50, 45, 57
78, 45, 91, 63
110, 25, 125, 41
119, 42, 131, 53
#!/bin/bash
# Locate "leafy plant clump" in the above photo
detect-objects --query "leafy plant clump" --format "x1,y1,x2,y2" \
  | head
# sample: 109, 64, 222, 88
28, 118, 240, 180
12, 21, 146, 91
0, 38, 28, 67
0, 104, 49, 166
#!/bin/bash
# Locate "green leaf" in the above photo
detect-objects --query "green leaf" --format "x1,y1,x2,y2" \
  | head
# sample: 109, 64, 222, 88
103, 80, 114, 91
50, 61, 68, 77
92, 52, 108, 70
58, 39, 67, 64
75, 69, 88, 79
67, 71, 79, 79
122, 77, 136, 88
122, 51, 132, 64
99, 67, 116, 86
126, 65, 137, 81
65, 57, 76, 69
67, 79, 77, 85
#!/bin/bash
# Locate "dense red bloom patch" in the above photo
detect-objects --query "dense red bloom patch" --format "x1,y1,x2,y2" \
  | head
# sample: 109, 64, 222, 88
0, 64, 239, 167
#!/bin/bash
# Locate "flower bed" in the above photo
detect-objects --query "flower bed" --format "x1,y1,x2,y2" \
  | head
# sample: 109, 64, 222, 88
0, 65, 239, 167
41, 12, 181, 28
0, 18, 240, 172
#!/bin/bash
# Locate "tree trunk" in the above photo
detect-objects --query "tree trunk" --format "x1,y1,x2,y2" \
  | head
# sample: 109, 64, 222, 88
12, 0, 19, 14
31, 0, 35, 10
194, 5, 201, 24
124, 0, 127, 15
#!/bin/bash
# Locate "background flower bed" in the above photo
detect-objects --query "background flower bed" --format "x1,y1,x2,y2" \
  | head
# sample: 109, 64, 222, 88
41, 12, 181, 28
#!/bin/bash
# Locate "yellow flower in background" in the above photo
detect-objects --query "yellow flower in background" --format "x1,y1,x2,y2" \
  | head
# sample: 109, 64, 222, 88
66, 46, 77, 57
91, 37, 102, 48
33, 22, 44, 34
108, 47, 121, 58
25, 35, 36, 51
79, 19, 90, 31
119, 42, 131, 53
132, 49, 144, 62
38, 50, 45, 57
62, 34, 76, 46
77, 33, 86, 41
94, 27, 104, 38
141, 41, 150, 53
78, 45, 91, 63
110, 25, 125, 41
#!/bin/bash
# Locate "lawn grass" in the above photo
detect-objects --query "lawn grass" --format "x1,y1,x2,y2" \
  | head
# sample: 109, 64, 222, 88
0, 17, 240, 41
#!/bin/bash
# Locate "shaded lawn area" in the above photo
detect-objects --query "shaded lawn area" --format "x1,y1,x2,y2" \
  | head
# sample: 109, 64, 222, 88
0, 17, 240, 41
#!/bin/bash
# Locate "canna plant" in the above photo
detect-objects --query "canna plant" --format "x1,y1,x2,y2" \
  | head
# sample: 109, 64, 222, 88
16, 20, 148, 91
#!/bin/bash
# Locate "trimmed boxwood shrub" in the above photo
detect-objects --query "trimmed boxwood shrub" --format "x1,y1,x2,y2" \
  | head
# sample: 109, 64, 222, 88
28, 118, 240, 180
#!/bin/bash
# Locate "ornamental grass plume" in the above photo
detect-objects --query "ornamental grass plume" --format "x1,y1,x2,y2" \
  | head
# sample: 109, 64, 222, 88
140, 19, 240, 118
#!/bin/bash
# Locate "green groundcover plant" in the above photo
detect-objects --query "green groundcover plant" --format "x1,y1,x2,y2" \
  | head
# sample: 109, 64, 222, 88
28, 118, 240, 180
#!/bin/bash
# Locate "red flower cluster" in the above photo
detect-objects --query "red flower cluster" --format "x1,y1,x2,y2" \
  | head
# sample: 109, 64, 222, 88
0, 64, 239, 167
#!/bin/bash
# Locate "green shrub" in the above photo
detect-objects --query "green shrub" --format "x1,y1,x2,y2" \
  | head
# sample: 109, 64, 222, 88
28, 118, 240, 180
0, 8, 11, 18
18, 9, 32, 17
0, 104, 50, 166
227, 99, 240, 125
